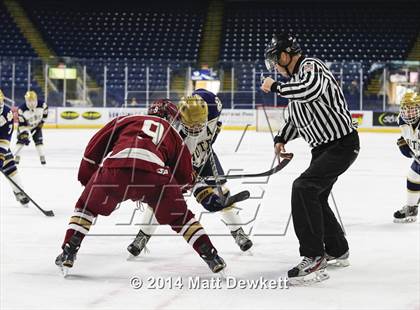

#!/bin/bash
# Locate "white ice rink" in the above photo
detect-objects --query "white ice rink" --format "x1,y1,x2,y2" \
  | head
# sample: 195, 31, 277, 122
1, 129, 419, 310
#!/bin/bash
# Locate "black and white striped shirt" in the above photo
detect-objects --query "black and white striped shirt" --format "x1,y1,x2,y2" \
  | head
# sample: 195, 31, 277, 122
273, 56, 356, 148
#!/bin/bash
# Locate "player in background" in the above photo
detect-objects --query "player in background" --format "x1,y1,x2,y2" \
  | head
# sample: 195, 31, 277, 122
55, 101, 226, 276
15, 90, 48, 165
0, 89, 30, 207
395, 92, 420, 223
127, 90, 253, 258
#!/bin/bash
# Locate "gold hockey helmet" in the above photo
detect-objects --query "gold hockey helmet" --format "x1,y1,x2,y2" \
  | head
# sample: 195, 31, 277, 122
400, 92, 420, 124
0, 89, 4, 104
25, 90, 38, 110
178, 94, 209, 136
0, 89, 4, 113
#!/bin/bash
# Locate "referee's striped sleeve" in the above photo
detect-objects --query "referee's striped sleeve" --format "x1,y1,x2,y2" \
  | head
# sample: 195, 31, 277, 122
274, 61, 325, 102
274, 119, 299, 144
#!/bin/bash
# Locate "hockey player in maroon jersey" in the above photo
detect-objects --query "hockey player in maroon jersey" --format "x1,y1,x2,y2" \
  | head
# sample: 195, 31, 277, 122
55, 100, 226, 276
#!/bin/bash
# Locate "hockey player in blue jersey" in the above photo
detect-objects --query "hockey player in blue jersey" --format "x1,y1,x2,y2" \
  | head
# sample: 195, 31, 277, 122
15, 90, 48, 165
127, 89, 254, 256
395, 92, 420, 223
0, 89, 30, 207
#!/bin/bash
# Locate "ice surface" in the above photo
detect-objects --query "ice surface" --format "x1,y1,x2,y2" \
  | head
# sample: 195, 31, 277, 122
1, 129, 419, 310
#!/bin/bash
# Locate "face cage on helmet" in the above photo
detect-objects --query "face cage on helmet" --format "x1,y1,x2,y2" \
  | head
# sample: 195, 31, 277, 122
265, 59, 276, 72
264, 47, 279, 72
182, 122, 206, 137
26, 99, 37, 110
401, 105, 420, 124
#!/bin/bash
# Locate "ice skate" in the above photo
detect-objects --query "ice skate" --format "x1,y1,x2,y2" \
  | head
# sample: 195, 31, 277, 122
13, 191, 29, 207
55, 235, 81, 277
393, 205, 418, 223
199, 244, 226, 273
127, 230, 151, 257
40, 155, 46, 165
287, 256, 329, 285
14, 155, 20, 165
326, 250, 350, 267
231, 227, 253, 252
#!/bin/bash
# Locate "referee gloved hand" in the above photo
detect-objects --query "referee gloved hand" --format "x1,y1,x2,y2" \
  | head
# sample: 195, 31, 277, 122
261, 77, 276, 93
274, 136, 293, 160
274, 143, 293, 160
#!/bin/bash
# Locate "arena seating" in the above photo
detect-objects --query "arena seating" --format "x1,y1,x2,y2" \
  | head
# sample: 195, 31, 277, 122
1, 1, 418, 108
19, 1, 206, 105
0, 1, 40, 102
220, 1, 419, 108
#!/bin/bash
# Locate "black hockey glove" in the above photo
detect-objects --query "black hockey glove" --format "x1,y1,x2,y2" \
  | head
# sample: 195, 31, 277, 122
397, 137, 412, 158
17, 131, 30, 145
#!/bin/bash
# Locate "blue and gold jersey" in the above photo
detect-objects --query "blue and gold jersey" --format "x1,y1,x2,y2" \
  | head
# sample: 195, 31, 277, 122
182, 92, 223, 169
0, 105, 14, 160
18, 101, 48, 130
399, 116, 420, 157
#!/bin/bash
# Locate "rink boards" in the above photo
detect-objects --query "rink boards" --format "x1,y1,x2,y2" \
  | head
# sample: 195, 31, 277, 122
30, 107, 399, 133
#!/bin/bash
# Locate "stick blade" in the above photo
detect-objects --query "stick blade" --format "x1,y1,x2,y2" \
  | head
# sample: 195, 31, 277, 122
44, 210, 55, 217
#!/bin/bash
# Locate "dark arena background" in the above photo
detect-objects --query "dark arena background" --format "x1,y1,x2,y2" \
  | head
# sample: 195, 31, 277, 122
0, 0, 419, 309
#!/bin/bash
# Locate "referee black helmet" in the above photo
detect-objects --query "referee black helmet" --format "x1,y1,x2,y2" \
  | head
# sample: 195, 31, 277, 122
264, 33, 302, 72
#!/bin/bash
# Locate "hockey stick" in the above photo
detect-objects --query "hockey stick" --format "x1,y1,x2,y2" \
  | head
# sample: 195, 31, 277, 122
208, 147, 227, 203
203, 154, 293, 181
409, 150, 420, 165
0, 170, 55, 216
14, 144, 25, 157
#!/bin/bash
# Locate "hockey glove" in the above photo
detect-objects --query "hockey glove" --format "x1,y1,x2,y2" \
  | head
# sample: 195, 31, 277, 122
17, 131, 30, 145
397, 137, 412, 158
194, 186, 229, 212
78, 158, 98, 186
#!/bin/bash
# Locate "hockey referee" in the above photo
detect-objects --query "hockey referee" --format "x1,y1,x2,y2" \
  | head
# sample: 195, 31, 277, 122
261, 33, 360, 283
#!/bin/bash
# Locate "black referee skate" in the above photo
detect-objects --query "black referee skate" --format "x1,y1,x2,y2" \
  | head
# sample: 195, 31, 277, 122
287, 256, 329, 285
13, 191, 29, 207
394, 205, 418, 223
55, 235, 81, 277
231, 227, 253, 252
326, 250, 350, 267
199, 244, 226, 273
127, 230, 151, 257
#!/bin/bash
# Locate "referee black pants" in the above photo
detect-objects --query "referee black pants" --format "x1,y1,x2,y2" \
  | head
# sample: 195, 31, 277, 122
291, 130, 360, 258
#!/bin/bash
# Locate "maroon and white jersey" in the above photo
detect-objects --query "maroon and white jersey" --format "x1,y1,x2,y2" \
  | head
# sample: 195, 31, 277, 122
80, 115, 193, 186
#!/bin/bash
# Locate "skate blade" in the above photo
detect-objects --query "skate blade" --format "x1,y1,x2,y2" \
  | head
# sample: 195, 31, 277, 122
216, 267, 228, 281
242, 249, 254, 256
59, 265, 70, 278
327, 258, 350, 268
289, 269, 329, 286
126, 254, 142, 261
393, 216, 417, 223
